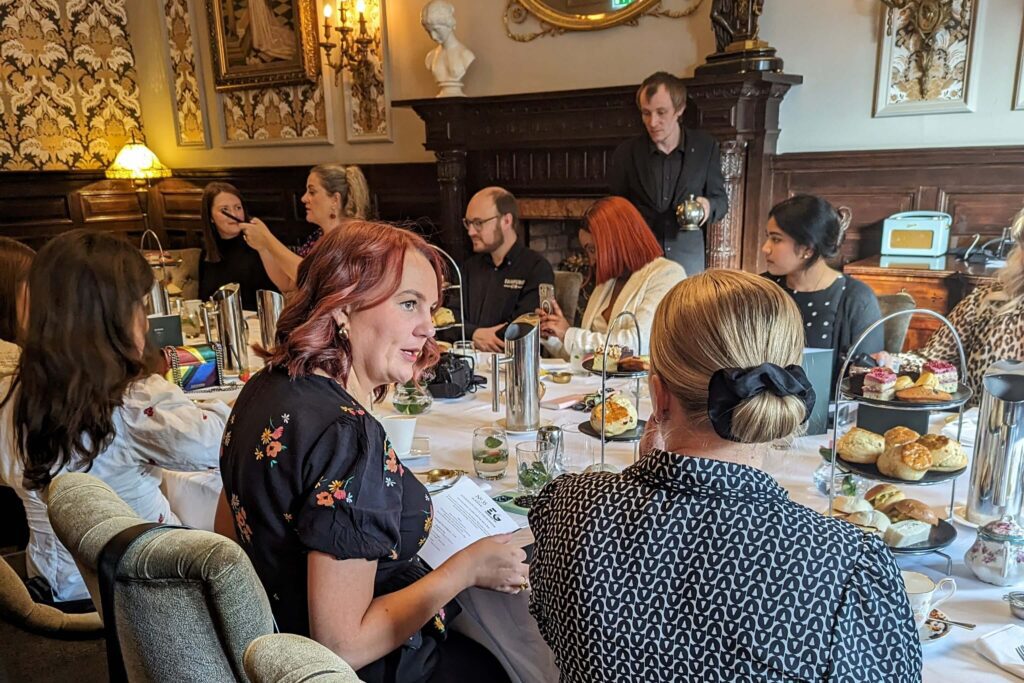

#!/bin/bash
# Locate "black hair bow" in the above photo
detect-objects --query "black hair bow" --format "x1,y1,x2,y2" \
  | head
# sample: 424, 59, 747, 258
707, 364, 815, 442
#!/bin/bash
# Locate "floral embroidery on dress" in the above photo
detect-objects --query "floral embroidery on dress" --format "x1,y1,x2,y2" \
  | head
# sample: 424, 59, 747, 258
315, 477, 355, 508
230, 494, 253, 543
340, 404, 366, 417
255, 417, 287, 466
144, 406, 154, 417
384, 442, 405, 476
292, 228, 323, 258
432, 607, 446, 634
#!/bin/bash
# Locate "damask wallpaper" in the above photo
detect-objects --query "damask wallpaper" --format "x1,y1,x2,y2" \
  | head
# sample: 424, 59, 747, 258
163, 0, 208, 146
0, 0, 144, 170
221, 80, 328, 142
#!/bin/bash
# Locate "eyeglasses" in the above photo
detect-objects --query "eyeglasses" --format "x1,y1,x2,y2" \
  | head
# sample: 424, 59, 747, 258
462, 215, 501, 231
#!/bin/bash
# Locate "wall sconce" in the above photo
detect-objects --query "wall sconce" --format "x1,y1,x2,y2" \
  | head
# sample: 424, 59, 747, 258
320, 0, 373, 86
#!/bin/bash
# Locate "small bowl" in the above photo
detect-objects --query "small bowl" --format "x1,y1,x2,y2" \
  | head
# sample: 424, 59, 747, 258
551, 371, 572, 384
1003, 592, 1024, 620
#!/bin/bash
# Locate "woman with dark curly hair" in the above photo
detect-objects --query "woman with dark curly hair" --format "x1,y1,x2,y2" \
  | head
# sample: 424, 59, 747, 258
0, 230, 228, 608
218, 221, 524, 682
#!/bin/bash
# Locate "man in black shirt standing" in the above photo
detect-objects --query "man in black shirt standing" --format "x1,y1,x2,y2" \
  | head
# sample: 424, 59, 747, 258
610, 71, 729, 277
444, 187, 554, 352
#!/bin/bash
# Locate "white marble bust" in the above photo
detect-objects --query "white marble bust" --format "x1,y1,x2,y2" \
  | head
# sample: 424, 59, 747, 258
421, 0, 475, 97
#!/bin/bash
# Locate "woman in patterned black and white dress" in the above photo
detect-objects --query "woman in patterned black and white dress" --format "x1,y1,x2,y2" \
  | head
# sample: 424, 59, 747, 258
528, 270, 921, 683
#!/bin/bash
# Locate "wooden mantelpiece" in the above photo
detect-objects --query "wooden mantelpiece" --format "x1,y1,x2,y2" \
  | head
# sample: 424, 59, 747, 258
396, 72, 801, 266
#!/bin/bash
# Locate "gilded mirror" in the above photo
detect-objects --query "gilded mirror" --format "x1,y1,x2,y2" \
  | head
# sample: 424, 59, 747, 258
505, 0, 703, 41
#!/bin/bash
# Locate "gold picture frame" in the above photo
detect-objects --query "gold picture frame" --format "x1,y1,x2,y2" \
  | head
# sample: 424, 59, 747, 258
206, 0, 320, 92
505, 0, 703, 42
515, 0, 662, 30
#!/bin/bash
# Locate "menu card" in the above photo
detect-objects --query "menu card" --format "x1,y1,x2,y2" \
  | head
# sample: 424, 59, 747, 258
418, 477, 519, 569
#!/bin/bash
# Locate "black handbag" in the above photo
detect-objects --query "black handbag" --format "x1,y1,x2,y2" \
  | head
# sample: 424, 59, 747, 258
426, 352, 476, 399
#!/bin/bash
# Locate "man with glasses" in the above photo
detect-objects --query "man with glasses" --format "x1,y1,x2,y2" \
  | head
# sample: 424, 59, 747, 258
442, 187, 554, 352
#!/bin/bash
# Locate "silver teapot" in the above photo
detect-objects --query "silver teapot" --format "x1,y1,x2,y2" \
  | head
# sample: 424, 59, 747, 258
675, 194, 705, 232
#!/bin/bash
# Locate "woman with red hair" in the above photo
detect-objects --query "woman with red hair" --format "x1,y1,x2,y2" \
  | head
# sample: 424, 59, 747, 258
540, 196, 685, 358
218, 222, 525, 682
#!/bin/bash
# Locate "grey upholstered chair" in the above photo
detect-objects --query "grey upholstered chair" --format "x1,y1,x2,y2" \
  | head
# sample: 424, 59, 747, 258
47, 472, 274, 682
162, 247, 202, 300
244, 634, 362, 683
554, 270, 584, 327
877, 292, 917, 353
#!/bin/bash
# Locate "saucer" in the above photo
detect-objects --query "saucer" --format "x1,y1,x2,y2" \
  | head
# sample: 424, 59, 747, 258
952, 504, 978, 529
920, 609, 951, 645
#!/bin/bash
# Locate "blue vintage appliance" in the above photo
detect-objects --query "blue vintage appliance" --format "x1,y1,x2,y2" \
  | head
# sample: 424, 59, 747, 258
881, 211, 952, 257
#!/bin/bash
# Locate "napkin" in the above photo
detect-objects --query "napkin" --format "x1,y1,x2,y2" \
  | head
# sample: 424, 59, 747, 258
975, 624, 1024, 680
941, 406, 977, 448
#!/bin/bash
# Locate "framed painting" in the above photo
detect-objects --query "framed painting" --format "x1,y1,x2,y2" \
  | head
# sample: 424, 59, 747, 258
873, 0, 982, 117
206, 0, 320, 92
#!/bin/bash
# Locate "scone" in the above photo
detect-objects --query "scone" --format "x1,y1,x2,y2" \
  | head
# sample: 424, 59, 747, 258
837, 427, 884, 464
876, 441, 932, 481
884, 426, 921, 448
589, 396, 638, 436
917, 434, 968, 472
432, 307, 455, 327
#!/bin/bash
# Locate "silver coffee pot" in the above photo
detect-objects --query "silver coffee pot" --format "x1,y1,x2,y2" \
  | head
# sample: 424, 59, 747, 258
202, 283, 249, 376
140, 230, 172, 315
256, 290, 285, 349
675, 194, 705, 232
967, 360, 1024, 525
490, 314, 541, 433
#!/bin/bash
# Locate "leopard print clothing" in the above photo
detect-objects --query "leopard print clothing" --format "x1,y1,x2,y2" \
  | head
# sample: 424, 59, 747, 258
919, 283, 1024, 405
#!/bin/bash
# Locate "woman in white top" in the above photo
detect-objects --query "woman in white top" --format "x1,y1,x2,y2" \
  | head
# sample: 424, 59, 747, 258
539, 196, 685, 359
0, 230, 229, 606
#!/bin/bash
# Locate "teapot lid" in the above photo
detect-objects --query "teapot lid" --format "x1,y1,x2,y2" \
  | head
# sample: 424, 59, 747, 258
980, 515, 1024, 542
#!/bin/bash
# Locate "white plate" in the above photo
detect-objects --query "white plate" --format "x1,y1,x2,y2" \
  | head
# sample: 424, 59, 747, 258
952, 504, 978, 529
496, 418, 552, 435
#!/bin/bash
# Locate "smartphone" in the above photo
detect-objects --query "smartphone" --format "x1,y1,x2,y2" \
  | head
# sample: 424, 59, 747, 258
539, 283, 556, 315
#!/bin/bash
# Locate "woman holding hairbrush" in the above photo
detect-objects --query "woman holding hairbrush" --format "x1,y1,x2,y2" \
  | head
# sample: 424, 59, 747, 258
528, 270, 921, 682
238, 164, 370, 292
198, 181, 278, 308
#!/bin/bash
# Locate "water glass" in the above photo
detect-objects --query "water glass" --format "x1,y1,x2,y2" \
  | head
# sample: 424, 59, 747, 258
472, 427, 509, 480
516, 441, 555, 493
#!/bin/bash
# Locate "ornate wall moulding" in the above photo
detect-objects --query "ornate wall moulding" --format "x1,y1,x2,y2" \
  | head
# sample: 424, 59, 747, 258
1014, 14, 1024, 111
504, 0, 704, 42
873, 0, 982, 117
160, 0, 211, 147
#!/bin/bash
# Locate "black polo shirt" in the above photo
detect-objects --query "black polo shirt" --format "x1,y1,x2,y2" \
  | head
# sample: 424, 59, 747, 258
441, 240, 554, 341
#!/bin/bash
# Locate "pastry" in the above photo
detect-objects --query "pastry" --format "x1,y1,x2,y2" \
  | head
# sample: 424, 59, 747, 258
617, 355, 650, 372
833, 495, 873, 515
886, 499, 939, 526
916, 434, 967, 472
862, 367, 897, 400
884, 426, 921, 449
894, 376, 915, 391
592, 345, 624, 372
432, 307, 455, 327
589, 395, 638, 437
922, 360, 958, 393
896, 386, 952, 403
877, 441, 932, 481
865, 483, 905, 512
884, 520, 933, 548
836, 427, 885, 464
845, 510, 891, 533
915, 371, 939, 389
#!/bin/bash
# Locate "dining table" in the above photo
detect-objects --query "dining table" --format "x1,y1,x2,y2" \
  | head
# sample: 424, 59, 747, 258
162, 353, 1021, 682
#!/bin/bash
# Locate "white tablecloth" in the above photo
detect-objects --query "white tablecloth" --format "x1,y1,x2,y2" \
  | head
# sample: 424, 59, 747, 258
162, 361, 1018, 683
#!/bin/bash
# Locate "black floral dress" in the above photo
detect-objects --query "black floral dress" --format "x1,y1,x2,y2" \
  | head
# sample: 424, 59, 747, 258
528, 450, 922, 683
220, 366, 451, 683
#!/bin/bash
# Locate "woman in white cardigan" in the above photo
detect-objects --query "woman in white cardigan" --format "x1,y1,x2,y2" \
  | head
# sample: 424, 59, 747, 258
540, 196, 685, 359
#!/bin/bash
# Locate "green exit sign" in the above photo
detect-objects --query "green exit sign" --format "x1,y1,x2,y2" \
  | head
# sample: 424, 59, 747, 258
611, 0, 635, 8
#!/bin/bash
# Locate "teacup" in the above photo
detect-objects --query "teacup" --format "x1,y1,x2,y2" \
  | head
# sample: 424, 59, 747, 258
901, 570, 956, 628
380, 415, 417, 456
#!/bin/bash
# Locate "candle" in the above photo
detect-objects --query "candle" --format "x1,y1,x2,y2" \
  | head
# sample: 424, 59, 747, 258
323, 2, 332, 19
322, 2, 332, 40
